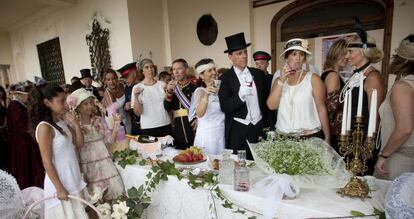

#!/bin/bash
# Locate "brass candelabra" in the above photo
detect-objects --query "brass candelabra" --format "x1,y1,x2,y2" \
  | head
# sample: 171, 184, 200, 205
338, 116, 376, 199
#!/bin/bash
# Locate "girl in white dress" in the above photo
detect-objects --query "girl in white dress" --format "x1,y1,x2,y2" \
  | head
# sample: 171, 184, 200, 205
189, 59, 225, 155
28, 83, 88, 219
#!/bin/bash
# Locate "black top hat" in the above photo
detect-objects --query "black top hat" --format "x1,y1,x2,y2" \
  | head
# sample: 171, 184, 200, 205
117, 62, 137, 77
80, 69, 93, 79
253, 51, 271, 61
224, 32, 251, 53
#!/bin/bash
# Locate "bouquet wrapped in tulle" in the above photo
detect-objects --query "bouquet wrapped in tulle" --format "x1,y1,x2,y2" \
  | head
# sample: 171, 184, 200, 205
249, 136, 350, 189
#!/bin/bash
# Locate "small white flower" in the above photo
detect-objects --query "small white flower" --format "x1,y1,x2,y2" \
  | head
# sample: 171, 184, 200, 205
111, 201, 130, 219
89, 187, 106, 204
97, 203, 112, 219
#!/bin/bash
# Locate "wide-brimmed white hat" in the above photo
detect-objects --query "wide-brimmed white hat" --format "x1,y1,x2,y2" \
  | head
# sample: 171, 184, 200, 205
66, 88, 95, 110
279, 38, 312, 61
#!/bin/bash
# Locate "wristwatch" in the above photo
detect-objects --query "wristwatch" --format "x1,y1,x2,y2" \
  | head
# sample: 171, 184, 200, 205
379, 151, 389, 159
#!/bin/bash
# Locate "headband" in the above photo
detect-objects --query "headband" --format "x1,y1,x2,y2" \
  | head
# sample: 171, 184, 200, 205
196, 63, 215, 74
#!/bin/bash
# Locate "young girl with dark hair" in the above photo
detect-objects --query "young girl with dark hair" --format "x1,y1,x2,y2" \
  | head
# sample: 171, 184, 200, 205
28, 83, 88, 218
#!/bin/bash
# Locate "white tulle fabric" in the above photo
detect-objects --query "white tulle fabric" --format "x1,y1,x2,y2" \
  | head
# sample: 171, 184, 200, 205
249, 137, 351, 189
253, 175, 299, 219
0, 170, 25, 219
385, 172, 414, 218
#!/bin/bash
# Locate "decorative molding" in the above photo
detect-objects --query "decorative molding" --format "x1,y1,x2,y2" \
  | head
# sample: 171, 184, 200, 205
253, 0, 289, 8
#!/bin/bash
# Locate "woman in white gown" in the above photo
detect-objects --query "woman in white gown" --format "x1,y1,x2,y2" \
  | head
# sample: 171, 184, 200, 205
189, 59, 225, 155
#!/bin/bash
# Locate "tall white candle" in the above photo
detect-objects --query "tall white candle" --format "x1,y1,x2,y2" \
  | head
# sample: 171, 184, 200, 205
346, 90, 352, 131
341, 91, 348, 135
372, 89, 377, 134
367, 89, 377, 137
357, 75, 364, 117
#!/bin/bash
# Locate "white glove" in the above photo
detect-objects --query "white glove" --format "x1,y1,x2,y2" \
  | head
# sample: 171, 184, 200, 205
238, 85, 252, 101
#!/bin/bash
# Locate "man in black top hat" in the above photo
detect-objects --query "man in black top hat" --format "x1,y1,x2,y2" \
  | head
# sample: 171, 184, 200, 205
218, 32, 268, 160
118, 62, 142, 135
253, 51, 276, 129
80, 68, 102, 101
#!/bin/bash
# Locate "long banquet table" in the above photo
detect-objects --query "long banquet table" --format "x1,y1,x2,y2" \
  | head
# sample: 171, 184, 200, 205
116, 155, 390, 219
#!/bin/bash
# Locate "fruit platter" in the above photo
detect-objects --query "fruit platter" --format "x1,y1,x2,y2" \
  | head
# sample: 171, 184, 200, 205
173, 146, 206, 164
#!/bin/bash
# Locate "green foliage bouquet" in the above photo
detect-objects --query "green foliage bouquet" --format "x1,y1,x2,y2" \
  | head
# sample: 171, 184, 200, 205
249, 136, 350, 188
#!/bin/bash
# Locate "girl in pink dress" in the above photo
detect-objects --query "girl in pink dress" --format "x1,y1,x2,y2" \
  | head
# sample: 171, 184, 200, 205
67, 88, 124, 201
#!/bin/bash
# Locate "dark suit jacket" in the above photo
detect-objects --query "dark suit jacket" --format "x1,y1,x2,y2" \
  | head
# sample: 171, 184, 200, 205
218, 66, 268, 146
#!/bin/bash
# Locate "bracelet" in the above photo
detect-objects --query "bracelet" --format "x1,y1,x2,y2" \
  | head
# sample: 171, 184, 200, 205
379, 152, 389, 159
277, 80, 284, 86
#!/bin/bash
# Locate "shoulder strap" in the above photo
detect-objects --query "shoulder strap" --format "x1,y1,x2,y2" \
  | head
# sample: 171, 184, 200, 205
401, 76, 414, 89
35, 121, 56, 142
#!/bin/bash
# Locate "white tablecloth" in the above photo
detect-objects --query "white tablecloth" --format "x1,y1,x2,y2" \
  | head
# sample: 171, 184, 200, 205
117, 159, 390, 219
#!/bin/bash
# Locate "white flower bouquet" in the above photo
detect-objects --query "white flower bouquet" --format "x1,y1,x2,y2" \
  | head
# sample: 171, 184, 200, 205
249, 136, 350, 189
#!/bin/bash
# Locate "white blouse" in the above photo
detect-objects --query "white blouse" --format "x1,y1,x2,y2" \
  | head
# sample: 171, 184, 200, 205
131, 81, 171, 129
275, 72, 321, 135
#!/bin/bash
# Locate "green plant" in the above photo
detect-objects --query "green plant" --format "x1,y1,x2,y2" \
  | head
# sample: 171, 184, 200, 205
113, 149, 139, 168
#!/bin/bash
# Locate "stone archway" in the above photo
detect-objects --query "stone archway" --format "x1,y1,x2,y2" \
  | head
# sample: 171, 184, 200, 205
270, 0, 393, 87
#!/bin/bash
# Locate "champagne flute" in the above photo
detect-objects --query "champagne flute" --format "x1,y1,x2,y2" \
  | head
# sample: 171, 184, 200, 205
212, 79, 221, 102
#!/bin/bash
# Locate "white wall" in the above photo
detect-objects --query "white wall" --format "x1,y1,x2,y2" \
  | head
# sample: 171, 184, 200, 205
0, 31, 16, 83
166, 0, 252, 69
127, 0, 167, 69
8, 0, 133, 83
252, 0, 293, 56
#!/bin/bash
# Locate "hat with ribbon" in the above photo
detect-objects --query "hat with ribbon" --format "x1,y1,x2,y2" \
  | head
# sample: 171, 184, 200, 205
66, 88, 95, 110
396, 35, 414, 61
279, 38, 312, 60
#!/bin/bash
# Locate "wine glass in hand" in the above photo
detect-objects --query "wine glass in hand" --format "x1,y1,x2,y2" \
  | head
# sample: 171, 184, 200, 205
243, 75, 253, 96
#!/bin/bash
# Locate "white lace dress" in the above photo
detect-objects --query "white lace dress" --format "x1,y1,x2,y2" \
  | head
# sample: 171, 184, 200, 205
35, 121, 88, 219
189, 87, 225, 155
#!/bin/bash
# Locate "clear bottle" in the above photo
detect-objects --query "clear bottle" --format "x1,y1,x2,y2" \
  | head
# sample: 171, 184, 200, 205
233, 150, 250, 192
219, 149, 234, 185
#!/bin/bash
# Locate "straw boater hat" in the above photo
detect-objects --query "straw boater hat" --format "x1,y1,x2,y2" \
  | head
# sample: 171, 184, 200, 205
395, 35, 414, 61
279, 38, 312, 61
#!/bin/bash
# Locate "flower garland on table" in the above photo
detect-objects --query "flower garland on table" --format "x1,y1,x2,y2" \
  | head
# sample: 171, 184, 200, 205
110, 148, 258, 219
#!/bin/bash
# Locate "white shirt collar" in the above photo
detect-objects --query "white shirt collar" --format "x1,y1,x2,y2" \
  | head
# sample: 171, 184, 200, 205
234, 66, 249, 75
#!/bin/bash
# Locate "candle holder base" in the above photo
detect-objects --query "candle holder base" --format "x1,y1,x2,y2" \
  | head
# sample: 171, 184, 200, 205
337, 176, 370, 200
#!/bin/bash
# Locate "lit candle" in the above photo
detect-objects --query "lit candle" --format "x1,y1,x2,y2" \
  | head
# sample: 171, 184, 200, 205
357, 75, 364, 117
367, 89, 377, 137
341, 91, 348, 135
346, 91, 352, 131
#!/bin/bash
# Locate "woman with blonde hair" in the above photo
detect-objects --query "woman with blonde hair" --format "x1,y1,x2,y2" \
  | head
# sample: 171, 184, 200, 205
345, 32, 385, 175
321, 39, 349, 150
375, 34, 414, 180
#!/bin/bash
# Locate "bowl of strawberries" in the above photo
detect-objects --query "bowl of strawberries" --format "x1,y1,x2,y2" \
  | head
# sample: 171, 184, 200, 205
173, 146, 206, 164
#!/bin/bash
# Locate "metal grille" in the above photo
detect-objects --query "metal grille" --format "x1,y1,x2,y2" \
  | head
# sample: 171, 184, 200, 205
37, 38, 66, 85
86, 19, 111, 82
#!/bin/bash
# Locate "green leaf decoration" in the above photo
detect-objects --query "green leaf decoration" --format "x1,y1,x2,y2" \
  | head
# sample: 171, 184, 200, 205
350, 210, 366, 216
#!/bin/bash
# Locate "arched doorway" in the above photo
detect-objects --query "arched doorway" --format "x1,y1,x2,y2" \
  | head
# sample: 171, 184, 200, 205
270, 0, 393, 87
